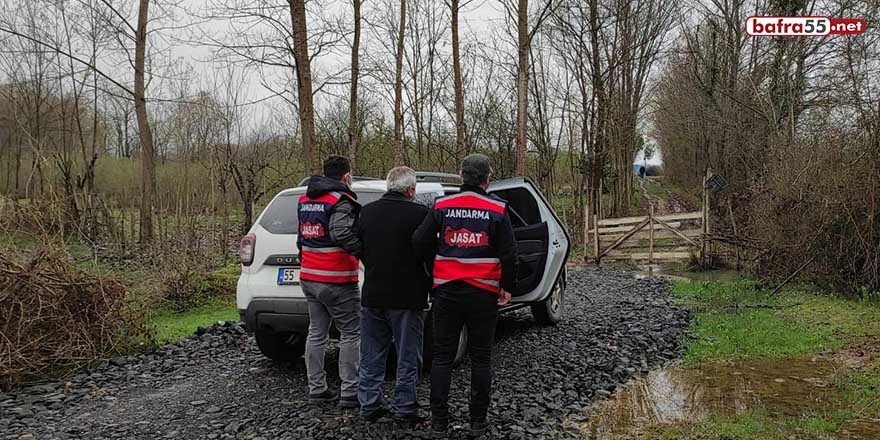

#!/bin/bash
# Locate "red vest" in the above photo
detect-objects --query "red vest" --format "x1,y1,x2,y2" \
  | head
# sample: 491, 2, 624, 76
297, 191, 359, 283
432, 191, 507, 293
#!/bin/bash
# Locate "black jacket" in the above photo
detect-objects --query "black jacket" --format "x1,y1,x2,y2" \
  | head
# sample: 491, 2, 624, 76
412, 184, 518, 293
296, 175, 363, 259
357, 191, 432, 310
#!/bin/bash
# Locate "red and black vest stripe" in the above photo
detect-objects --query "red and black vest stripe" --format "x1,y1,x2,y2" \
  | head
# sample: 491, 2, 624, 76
297, 191, 359, 283
432, 191, 507, 294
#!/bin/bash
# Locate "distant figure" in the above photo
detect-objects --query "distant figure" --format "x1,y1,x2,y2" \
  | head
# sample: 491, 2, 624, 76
635, 164, 647, 178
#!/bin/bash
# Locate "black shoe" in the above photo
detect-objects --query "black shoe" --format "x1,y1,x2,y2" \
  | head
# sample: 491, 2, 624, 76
338, 394, 360, 409
394, 411, 429, 424
469, 420, 488, 437
308, 389, 337, 404
431, 418, 449, 435
362, 406, 390, 422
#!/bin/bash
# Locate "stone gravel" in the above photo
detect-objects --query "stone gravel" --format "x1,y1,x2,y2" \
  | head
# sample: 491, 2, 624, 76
0, 267, 689, 439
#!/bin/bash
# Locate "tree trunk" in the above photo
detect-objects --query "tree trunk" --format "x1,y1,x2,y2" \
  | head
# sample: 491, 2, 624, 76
392, 0, 406, 165
514, 0, 529, 176
451, 0, 466, 162
289, 0, 320, 176
348, 0, 361, 171
135, 0, 156, 245
588, 0, 605, 216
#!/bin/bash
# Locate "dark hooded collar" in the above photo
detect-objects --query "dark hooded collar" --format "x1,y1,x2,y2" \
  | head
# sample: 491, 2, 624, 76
305, 175, 357, 199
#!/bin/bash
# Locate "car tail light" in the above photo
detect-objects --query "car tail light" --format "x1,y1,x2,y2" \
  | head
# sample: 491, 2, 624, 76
239, 233, 256, 266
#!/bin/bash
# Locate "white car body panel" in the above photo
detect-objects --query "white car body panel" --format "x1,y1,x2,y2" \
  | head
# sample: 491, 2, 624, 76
236, 181, 445, 311
236, 177, 569, 313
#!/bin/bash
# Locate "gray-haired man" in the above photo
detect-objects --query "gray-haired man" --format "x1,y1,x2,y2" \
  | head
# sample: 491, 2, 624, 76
355, 166, 432, 423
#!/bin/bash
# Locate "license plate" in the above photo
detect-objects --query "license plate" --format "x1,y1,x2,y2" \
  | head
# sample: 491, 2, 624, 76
277, 268, 299, 285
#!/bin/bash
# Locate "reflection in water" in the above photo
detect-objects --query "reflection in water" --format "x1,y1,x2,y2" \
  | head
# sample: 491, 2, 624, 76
580, 359, 879, 439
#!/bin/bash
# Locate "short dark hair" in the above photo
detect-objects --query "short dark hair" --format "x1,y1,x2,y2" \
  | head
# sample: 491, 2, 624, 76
323, 155, 351, 180
461, 153, 492, 186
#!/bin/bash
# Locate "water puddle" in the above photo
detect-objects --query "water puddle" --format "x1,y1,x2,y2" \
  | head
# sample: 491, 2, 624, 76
575, 358, 880, 439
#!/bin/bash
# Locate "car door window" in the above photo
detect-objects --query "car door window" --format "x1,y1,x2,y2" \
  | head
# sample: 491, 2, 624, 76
490, 187, 542, 226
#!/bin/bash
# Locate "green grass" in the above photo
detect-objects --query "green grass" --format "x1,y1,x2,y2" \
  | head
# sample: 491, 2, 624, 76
673, 280, 880, 365
635, 279, 880, 439
643, 409, 856, 440
146, 263, 241, 344
148, 297, 238, 344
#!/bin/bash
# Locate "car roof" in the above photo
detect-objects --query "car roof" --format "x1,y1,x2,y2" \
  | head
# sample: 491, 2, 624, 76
281, 174, 462, 197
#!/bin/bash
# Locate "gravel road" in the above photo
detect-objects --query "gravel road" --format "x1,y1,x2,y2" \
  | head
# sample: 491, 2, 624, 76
0, 267, 689, 439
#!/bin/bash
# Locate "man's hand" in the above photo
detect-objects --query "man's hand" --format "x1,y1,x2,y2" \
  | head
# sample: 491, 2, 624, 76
497, 289, 511, 306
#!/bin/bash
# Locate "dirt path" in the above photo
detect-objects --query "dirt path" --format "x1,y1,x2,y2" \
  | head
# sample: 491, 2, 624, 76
0, 268, 689, 440
639, 177, 693, 216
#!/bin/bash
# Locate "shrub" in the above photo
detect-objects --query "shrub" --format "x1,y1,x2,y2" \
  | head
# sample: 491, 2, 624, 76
162, 262, 238, 311
0, 248, 148, 390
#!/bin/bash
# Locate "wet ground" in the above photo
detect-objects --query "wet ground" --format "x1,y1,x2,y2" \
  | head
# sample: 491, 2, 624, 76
574, 266, 880, 439
574, 358, 880, 439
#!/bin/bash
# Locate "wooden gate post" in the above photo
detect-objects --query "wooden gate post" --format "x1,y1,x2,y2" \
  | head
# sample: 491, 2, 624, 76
593, 214, 600, 266
648, 203, 655, 264
700, 169, 710, 266
583, 202, 590, 262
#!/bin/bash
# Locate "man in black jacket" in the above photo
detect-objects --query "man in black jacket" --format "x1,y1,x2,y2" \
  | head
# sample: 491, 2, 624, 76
413, 154, 517, 436
296, 156, 362, 408
355, 166, 432, 423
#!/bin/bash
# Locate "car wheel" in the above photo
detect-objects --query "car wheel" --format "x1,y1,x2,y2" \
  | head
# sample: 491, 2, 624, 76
453, 326, 469, 366
420, 314, 468, 371
255, 331, 305, 362
531, 273, 565, 325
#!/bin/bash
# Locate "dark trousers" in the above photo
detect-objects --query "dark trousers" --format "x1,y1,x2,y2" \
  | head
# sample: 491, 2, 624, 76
357, 307, 424, 416
430, 283, 499, 423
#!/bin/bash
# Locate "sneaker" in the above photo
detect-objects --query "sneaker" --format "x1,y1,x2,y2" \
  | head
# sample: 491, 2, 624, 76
394, 411, 429, 424
469, 419, 488, 437
338, 394, 360, 409
307, 389, 337, 404
362, 406, 390, 422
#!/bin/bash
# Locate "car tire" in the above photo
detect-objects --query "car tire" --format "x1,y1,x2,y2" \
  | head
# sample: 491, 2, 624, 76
531, 272, 565, 325
255, 331, 305, 362
419, 313, 468, 372
453, 326, 469, 365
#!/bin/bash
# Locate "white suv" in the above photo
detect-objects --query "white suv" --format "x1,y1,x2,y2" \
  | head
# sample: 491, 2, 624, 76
236, 173, 570, 364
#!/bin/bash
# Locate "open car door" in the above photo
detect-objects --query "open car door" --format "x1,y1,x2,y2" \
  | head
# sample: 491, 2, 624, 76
488, 177, 570, 313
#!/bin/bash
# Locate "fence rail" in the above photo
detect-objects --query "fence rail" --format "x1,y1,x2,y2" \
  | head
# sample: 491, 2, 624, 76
589, 207, 706, 264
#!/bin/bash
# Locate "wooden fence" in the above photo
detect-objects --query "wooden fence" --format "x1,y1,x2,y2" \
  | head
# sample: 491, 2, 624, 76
589, 208, 707, 264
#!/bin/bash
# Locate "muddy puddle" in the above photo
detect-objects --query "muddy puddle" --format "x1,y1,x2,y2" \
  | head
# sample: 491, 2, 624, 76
574, 358, 880, 439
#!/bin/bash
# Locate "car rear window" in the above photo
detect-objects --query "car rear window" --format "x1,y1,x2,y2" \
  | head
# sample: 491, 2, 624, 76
259, 193, 301, 234
258, 190, 385, 234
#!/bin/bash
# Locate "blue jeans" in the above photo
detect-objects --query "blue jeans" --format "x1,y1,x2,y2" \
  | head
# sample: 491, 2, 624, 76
357, 307, 424, 416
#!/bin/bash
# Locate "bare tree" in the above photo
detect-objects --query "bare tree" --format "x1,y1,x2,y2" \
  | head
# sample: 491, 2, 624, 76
133, 0, 157, 243
450, 0, 466, 161
288, 0, 320, 175
392, 0, 407, 164
503, 0, 555, 176
348, 0, 363, 170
